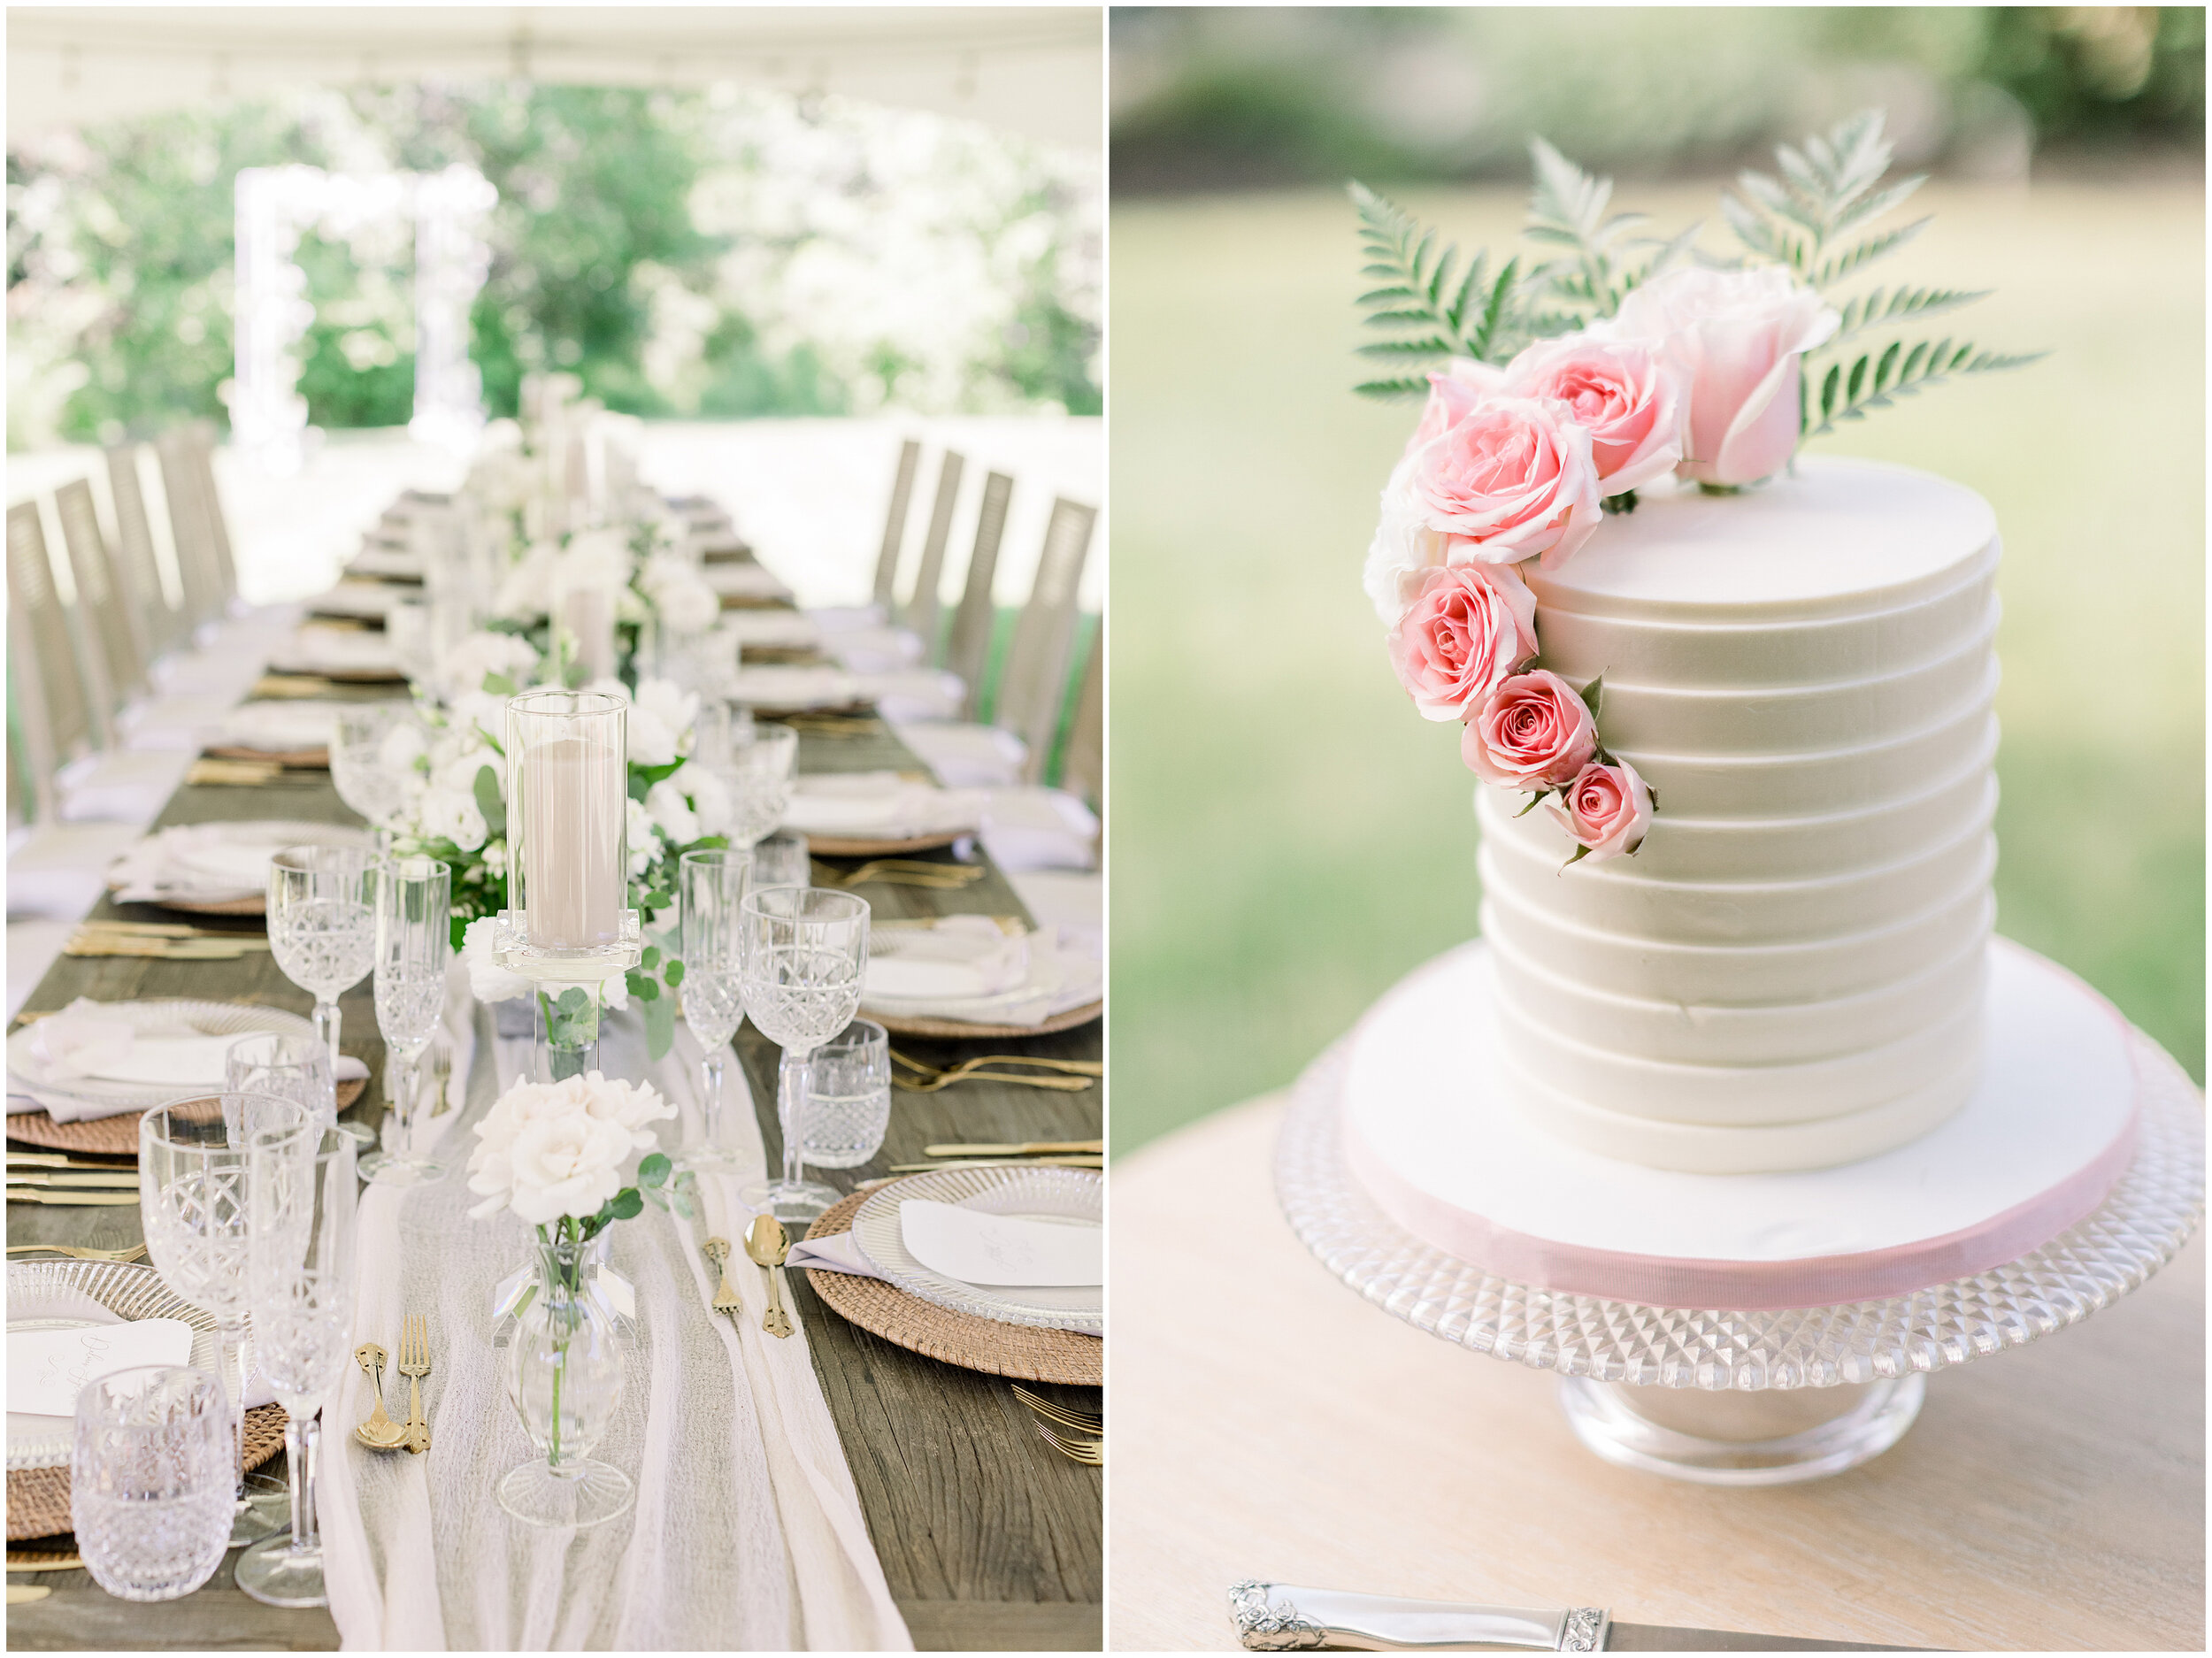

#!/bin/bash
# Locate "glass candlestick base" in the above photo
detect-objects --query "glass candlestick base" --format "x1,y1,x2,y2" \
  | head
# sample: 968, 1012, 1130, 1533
496, 1458, 634, 1529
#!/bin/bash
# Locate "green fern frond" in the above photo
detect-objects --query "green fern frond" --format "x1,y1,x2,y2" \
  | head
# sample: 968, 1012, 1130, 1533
1348, 181, 1506, 389
1803, 337, 2047, 437
1727, 109, 1927, 286
1828, 284, 1989, 348
1354, 376, 1434, 400
1524, 137, 1653, 319
1806, 219, 1928, 287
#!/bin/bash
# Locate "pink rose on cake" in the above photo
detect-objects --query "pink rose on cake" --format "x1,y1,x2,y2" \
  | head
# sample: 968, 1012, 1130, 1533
1386, 563, 1539, 721
1549, 759, 1655, 862
1608, 265, 1839, 487
1502, 334, 1682, 496
1402, 360, 1506, 460
1462, 670, 1597, 789
1405, 395, 1601, 569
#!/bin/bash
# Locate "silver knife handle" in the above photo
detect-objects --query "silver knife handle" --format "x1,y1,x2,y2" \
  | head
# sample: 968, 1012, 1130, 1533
1230, 1583, 1610, 1652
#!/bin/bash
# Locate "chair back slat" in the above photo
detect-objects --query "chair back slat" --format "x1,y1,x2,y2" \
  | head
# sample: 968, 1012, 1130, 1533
995, 496, 1097, 782
1061, 618, 1102, 810
105, 441, 184, 656
7, 502, 96, 767
947, 471, 1012, 716
872, 438, 922, 611
155, 431, 221, 627
55, 478, 146, 707
901, 450, 964, 651
186, 422, 238, 600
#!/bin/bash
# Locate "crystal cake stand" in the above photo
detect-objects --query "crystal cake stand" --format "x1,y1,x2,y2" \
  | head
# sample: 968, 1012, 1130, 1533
1277, 1016, 2203, 1485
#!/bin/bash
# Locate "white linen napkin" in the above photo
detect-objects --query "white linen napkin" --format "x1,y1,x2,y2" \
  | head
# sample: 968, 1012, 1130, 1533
864, 917, 1030, 1002
784, 1231, 885, 1279
729, 665, 863, 710
211, 702, 337, 753
107, 820, 365, 903
860, 919, 1101, 1027
850, 670, 963, 723
306, 581, 400, 619
824, 627, 924, 674
4, 1286, 275, 1417
10, 996, 369, 1120
266, 626, 399, 679
979, 787, 1101, 873
703, 564, 793, 601
720, 611, 822, 649
781, 771, 988, 841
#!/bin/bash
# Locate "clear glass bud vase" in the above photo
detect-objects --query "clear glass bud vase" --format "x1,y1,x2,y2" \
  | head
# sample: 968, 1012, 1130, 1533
497, 1232, 633, 1528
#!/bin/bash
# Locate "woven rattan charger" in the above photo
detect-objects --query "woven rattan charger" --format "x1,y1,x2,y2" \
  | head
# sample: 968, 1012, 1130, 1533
8, 1077, 368, 1155
8, 1406, 288, 1541
866, 1000, 1102, 1040
803, 1188, 1101, 1386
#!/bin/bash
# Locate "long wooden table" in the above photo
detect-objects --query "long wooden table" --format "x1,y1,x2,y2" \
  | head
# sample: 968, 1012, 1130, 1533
7, 690, 1102, 1651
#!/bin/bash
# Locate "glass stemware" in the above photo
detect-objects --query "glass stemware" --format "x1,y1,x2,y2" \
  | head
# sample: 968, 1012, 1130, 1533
710, 723, 798, 851
362, 855, 451, 1186
750, 830, 811, 891
225, 1031, 334, 1127
803, 1018, 893, 1169
677, 848, 752, 1170
71, 1366, 234, 1602
736, 887, 870, 1222
235, 1120, 357, 1608
330, 705, 422, 853
139, 1092, 316, 1547
267, 846, 382, 1117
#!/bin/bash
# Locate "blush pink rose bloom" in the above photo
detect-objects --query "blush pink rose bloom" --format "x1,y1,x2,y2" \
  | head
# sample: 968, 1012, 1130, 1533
1548, 759, 1655, 861
1386, 563, 1539, 722
1462, 670, 1598, 789
1504, 334, 1682, 495
1402, 360, 1507, 460
1609, 265, 1839, 487
1405, 396, 1601, 569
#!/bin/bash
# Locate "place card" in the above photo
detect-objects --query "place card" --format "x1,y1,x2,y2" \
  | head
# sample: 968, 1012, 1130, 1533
9, 1319, 196, 1419
899, 1200, 1102, 1288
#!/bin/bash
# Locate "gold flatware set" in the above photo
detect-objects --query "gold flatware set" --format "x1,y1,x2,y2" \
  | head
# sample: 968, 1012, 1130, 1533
353, 1316, 434, 1453
704, 1224, 796, 1339
65, 920, 270, 960
6, 1241, 149, 1263
186, 756, 322, 787
7, 1153, 142, 1203
1015, 1384, 1102, 1465
822, 858, 987, 891
892, 1052, 1101, 1094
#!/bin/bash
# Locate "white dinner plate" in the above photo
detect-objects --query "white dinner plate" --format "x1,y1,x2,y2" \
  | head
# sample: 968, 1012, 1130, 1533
9, 998, 318, 1117
849, 1165, 1102, 1334
6, 1261, 219, 1470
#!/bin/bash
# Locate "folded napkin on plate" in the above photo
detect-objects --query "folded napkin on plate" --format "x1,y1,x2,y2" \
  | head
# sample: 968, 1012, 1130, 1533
306, 581, 399, 618
781, 771, 987, 841
728, 666, 862, 710
4, 1288, 273, 1417
212, 702, 338, 753
720, 611, 822, 649
11, 997, 367, 1118
849, 671, 963, 723
861, 919, 1101, 1028
266, 627, 398, 678
804, 604, 887, 634
864, 916, 1030, 1002
785, 1231, 884, 1280
704, 564, 792, 600
979, 787, 1102, 874
824, 627, 924, 674
345, 548, 424, 581
107, 821, 334, 902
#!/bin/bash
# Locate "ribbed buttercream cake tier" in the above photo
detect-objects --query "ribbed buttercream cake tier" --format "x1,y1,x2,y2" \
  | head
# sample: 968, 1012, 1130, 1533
1482, 456, 2001, 1173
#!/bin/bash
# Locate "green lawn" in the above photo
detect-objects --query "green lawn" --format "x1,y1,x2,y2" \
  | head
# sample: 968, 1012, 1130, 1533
1108, 177, 2206, 1155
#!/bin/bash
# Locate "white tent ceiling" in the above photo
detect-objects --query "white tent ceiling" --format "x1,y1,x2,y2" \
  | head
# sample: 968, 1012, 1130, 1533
6, 5, 1102, 153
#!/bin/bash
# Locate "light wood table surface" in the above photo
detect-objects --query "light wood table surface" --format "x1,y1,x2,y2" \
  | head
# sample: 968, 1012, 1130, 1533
1110, 1094, 2204, 1653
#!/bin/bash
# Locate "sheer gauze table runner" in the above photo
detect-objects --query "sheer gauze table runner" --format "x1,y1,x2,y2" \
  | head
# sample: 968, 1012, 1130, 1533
318, 985, 911, 1650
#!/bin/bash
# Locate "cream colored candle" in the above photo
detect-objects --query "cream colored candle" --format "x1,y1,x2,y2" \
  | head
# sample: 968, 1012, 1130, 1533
522, 731, 626, 948
558, 586, 616, 683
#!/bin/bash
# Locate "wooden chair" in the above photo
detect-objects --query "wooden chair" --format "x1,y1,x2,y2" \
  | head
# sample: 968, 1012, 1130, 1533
946, 471, 1013, 710
6, 503, 99, 817
871, 438, 922, 612
53, 478, 149, 712
183, 421, 240, 603
995, 497, 1099, 784
155, 428, 224, 628
1060, 618, 1102, 811
105, 441, 188, 658
899, 449, 965, 652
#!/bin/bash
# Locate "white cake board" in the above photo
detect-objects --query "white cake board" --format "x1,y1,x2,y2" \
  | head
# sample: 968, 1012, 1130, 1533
1343, 937, 2138, 1309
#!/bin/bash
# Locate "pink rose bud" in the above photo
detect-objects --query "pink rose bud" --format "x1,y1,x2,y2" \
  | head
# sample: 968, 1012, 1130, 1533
1462, 670, 1598, 790
1407, 395, 1602, 569
1548, 758, 1656, 861
1504, 334, 1683, 495
1386, 563, 1540, 721
1609, 265, 1839, 487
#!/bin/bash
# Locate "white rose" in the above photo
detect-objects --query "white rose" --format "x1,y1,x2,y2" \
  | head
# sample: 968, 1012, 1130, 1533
683, 763, 732, 838
1363, 454, 1454, 627
423, 787, 488, 853
575, 1071, 676, 1150
645, 776, 700, 847
442, 630, 541, 699
640, 552, 719, 636
496, 1109, 635, 1225
625, 678, 698, 771
460, 915, 530, 1003
495, 541, 560, 620
377, 720, 428, 771
626, 796, 657, 877
558, 529, 633, 595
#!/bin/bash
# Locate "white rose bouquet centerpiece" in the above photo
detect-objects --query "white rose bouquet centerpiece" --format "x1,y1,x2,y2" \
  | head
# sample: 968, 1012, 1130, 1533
1352, 109, 2038, 865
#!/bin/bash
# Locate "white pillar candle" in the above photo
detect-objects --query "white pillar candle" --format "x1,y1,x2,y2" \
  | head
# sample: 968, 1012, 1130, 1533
558, 586, 616, 684
522, 731, 626, 948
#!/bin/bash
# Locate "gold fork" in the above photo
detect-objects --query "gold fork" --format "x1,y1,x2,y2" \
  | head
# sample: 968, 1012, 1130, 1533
5, 1242, 149, 1263
1014, 1384, 1104, 1437
892, 1052, 1100, 1094
823, 859, 987, 891
702, 1238, 748, 1323
396, 1315, 432, 1455
1035, 1422, 1102, 1466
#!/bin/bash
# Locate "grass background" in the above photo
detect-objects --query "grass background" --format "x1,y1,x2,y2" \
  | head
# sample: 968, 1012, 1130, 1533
1108, 175, 2205, 1155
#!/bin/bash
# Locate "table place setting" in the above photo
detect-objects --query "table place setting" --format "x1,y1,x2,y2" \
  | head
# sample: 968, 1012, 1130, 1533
265, 625, 405, 682
861, 914, 1103, 1035
104, 821, 375, 910
781, 769, 990, 854
201, 702, 341, 765
304, 580, 404, 623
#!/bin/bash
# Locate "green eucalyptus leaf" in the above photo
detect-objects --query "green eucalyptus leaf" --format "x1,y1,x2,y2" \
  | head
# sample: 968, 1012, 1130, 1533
664, 958, 686, 987
642, 992, 676, 1062
641, 944, 661, 970
481, 671, 517, 696
638, 1151, 671, 1186
473, 764, 506, 839
606, 1187, 644, 1223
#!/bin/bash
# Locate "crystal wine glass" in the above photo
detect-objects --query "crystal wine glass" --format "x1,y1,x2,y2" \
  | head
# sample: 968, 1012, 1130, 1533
750, 830, 811, 891
803, 1018, 893, 1168
71, 1366, 234, 1602
677, 848, 752, 1170
362, 855, 451, 1186
225, 1031, 334, 1126
267, 846, 382, 1113
330, 705, 421, 853
712, 723, 798, 851
140, 1092, 316, 1547
235, 1120, 357, 1608
737, 887, 870, 1221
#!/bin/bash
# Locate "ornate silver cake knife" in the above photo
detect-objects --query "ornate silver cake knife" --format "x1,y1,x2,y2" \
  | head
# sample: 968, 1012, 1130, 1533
1228, 1582, 1927, 1652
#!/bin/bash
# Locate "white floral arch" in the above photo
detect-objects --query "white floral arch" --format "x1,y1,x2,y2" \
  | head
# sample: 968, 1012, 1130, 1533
231, 163, 496, 473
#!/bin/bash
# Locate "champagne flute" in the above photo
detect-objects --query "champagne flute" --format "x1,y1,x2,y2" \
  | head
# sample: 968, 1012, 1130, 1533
737, 887, 869, 1222
235, 1119, 357, 1608
712, 723, 797, 851
267, 846, 382, 1143
330, 705, 421, 854
140, 1092, 315, 1547
362, 855, 451, 1186
677, 848, 752, 1170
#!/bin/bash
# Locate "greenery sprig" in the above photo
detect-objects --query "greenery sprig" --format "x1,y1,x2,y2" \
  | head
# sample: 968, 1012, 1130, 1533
1349, 182, 1526, 395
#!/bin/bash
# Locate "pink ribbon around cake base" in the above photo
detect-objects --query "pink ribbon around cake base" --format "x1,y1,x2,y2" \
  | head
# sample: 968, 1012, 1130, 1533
1345, 1105, 2139, 1312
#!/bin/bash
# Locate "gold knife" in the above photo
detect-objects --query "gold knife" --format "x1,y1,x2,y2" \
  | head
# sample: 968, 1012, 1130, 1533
925, 1139, 1103, 1157
9, 1171, 142, 1189
891, 1156, 1102, 1171
7, 1189, 140, 1205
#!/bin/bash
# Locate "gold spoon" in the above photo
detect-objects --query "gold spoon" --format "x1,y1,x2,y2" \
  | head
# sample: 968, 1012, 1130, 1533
352, 1344, 407, 1449
743, 1214, 796, 1339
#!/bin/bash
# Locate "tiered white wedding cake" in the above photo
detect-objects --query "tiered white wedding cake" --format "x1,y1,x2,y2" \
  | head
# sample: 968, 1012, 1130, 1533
1478, 457, 2000, 1174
